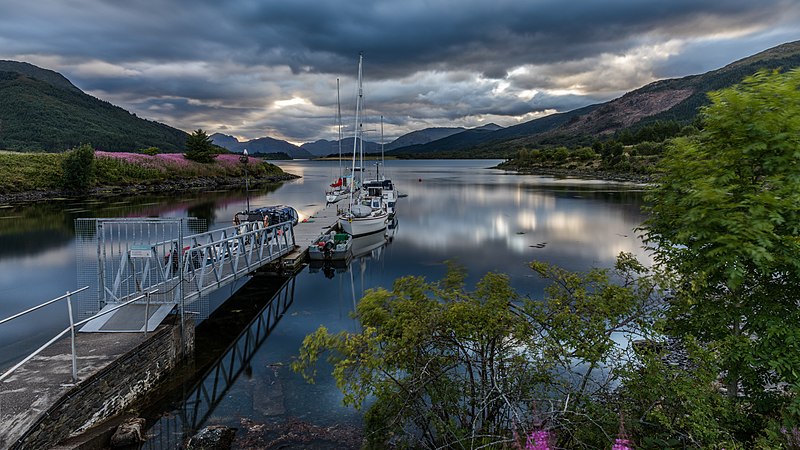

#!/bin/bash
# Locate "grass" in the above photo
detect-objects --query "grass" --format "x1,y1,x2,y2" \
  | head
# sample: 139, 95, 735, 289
0, 151, 64, 192
0, 150, 289, 194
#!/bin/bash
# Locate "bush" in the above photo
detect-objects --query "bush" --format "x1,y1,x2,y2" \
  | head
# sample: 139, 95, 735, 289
552, 146, 570, 161
633, 141, 664, 156
62, 144, 95, 191
141, 147, 160, 156
573, 147, 597, 160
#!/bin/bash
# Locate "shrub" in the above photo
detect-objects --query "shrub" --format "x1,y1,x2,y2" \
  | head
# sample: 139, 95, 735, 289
552, 146, 570, 161
573, 147, 596, 160
62, 144, 96, 191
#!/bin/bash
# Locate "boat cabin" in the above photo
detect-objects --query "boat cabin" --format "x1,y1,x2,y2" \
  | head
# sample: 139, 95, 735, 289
233, 205, 299, 226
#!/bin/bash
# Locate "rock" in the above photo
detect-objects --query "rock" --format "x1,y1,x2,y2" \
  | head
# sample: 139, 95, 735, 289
185, 425, 237, 450
109, 417, 146, 447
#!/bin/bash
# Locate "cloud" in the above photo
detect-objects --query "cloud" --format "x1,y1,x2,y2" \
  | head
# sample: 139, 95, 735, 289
1, 0, 799, 143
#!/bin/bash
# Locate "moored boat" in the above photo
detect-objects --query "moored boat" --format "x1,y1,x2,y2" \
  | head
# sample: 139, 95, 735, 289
339, 201, 388, 237
363, 175, 396, 217
233, 205, 299, 227
360, 116, 399, 217
325, 79, 358, 204
326, 172, 357, 204
308, 230, 352, 260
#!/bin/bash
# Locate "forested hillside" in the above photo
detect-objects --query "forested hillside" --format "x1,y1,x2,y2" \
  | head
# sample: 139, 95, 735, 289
0, 62, 188, 152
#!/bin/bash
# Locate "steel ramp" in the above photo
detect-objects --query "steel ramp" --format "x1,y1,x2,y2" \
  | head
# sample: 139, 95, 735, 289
79, 303, 175, 332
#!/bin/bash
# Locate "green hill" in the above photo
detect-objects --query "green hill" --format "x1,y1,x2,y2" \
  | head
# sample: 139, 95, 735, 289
0, 61, 188, 152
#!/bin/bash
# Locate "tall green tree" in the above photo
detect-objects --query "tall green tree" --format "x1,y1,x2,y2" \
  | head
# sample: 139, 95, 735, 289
642, 68, 800, 429
184, 128, 217, 163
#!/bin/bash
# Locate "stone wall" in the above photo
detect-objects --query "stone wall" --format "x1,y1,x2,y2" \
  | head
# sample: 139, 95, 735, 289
14, 318, 194, 449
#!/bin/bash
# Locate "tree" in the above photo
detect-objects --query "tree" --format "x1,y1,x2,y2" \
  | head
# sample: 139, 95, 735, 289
184, 128, 217, 163
642, 69, 800, 430
61, 143, 95, 191
293, 255, 664, 449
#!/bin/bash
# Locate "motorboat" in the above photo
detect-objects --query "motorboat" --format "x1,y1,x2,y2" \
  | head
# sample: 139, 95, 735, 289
308, 230, 352, 261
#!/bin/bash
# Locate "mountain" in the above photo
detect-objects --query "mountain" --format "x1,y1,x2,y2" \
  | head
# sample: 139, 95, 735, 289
302, 127, 463, 156
391, 40, 800, 157
387, 123, 505, 155
301, 139, 340, 156
384, 127, 466, 150
300, 137, 382, 157
210, 133, 314, 159
556, 42, 799, 139
0, 60, 188, 152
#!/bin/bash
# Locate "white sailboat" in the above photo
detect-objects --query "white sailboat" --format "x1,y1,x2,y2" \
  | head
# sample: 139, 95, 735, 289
338, 54, 389, 237
326, 79, 357, 204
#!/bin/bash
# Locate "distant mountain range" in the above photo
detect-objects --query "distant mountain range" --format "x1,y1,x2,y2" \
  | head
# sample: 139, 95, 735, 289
384, 127, 465, 150
301, 137, 382, 157
210, 133, 314, 159
386, 123, 505, 155
2, 40, 799, 156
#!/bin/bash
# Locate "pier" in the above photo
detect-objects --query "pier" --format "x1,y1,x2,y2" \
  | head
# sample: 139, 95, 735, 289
0, 203, 342, 449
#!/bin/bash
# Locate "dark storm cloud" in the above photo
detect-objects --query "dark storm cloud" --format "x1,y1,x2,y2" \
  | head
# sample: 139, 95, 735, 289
1, 0, 799, 142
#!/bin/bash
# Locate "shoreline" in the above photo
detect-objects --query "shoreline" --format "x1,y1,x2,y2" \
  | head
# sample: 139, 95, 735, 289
494, 164, 652, 184
0, 173, 300, 206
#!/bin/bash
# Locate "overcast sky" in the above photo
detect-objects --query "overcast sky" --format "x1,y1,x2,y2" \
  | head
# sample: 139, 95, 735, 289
2, 0, 799, 145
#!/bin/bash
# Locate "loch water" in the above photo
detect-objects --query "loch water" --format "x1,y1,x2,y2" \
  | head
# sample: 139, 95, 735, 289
0, 159, 649, 445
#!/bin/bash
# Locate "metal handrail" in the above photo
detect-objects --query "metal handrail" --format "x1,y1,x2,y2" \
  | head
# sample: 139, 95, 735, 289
0, 288, 157, 384
0, 287, 89, 326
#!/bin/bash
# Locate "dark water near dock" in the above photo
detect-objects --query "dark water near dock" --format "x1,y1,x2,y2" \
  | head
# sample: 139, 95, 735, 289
0, 159, 649, 445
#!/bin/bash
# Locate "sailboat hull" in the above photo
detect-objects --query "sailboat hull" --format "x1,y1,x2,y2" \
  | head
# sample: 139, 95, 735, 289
338, 212, 388, 237
326, 190, 348, 203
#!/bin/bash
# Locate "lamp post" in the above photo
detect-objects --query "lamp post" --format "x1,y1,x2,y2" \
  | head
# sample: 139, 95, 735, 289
240, 148, 250, 213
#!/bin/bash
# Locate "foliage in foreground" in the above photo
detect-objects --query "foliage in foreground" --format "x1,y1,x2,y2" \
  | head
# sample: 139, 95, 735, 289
643, 68, 800, 440
294, 256, 696, 448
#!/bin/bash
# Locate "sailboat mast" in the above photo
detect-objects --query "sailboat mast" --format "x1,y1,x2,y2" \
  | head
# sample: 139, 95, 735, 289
349, 54, 363, 209
354, 53, 364, 190
337, 78, 342, 179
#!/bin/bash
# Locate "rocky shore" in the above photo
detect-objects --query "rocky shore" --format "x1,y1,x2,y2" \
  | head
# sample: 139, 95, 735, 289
0, 173, 300, 205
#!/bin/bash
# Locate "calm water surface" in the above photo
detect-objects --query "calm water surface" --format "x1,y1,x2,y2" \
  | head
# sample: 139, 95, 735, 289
0, 159, 649, 444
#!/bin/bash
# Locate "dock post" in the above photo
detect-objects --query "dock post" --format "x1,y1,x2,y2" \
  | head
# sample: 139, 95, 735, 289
66, 291, 78, 383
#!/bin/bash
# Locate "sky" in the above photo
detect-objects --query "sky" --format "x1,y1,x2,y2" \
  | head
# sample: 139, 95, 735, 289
1, 0, 799, 145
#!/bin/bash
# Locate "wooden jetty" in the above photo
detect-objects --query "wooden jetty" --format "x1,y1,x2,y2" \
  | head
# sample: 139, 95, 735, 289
277, 203, 342, 271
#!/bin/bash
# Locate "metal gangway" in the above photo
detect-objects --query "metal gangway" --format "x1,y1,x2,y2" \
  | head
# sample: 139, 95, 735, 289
76, 218, 296, 333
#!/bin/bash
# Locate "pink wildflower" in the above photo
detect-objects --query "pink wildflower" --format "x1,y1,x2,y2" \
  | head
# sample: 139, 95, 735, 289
215, 153, 259, 168
156, 153, 191, 167
612, 437, 633, 450
525, 429, 552, 450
